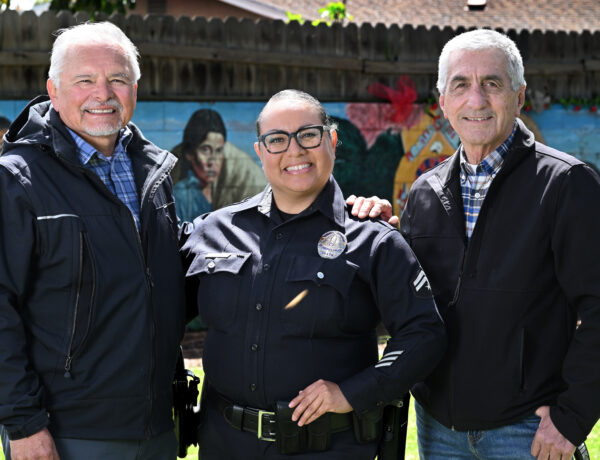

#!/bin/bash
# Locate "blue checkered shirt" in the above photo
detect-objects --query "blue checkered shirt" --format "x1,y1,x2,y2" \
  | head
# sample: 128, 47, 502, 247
460, 124, 517, 241
68, 127, 141, 231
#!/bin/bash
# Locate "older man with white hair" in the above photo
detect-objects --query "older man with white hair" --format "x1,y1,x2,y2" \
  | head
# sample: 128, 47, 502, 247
0, 22, 184, 459
401, 29, 600, 460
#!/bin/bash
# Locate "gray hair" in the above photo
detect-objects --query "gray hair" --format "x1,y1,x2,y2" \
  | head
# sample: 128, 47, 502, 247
437, 29, 526, 94
48, 22, 140, 88
256, 89, 336, 136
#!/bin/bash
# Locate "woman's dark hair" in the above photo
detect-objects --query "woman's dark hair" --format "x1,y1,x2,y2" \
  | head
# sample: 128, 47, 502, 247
256, 89, 333, 136
182, 109, 227, 156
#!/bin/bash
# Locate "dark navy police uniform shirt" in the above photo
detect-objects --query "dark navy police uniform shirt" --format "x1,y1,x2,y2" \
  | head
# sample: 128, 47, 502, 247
181, 177, 445, 416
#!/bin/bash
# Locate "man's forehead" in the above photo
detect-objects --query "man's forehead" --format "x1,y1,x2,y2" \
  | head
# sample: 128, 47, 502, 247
63, 43, 131, 66
447, 48, 509, 77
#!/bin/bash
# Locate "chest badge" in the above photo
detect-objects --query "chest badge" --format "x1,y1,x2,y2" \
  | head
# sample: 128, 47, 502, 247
317, 231, 347, 259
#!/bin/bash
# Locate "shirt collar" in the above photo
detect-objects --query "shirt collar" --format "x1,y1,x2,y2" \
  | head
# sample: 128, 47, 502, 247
236, 176, 346, 228
67, 126, 133, 165
459, 121, 517, 176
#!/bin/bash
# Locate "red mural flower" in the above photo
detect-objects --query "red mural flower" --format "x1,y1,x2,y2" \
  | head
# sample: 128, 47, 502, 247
367, 76, 418, 125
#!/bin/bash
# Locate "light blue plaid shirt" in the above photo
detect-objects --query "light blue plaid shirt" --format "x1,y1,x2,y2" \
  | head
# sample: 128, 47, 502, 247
68, 127, 141, 231
460, 123, 517, 241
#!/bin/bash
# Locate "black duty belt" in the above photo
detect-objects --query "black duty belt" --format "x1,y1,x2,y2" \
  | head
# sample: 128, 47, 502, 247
209, 388, 353, 442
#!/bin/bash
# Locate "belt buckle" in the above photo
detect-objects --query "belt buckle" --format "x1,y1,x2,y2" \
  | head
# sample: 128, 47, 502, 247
257, 409, 276, 442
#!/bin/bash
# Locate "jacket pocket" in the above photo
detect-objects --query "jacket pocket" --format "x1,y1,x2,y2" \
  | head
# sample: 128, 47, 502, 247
187, 252, 251, 331
64, 229, 96, 378
281, 255, 358, 337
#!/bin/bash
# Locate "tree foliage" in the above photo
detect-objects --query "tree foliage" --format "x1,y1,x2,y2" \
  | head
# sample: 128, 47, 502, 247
286, 1, 353, 26
49, 0, 136, 17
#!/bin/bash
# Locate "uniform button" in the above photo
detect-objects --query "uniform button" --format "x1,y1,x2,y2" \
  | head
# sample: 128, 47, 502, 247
256, 303, 263, 311
276, 233, 283, 240
250, 384, 257, 391
263, 264, 270, 271
317, 271, 325, 279
251, 344, 258, 351
208, 261, 215, 269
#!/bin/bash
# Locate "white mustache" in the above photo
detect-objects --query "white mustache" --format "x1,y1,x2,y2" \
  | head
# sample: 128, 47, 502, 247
81, 99, 122, 113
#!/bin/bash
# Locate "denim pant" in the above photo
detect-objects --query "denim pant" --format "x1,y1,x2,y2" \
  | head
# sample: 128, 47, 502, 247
415, 401, 540, 459
0, 425, 177, 460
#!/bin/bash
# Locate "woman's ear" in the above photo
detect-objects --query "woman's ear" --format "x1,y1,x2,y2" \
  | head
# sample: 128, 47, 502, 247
330, 129, 338, 148
254, 141, 264, 164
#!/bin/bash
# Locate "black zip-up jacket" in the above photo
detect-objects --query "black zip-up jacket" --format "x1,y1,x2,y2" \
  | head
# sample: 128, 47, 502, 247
400, 119, 600, 446
0, 96, 185, 441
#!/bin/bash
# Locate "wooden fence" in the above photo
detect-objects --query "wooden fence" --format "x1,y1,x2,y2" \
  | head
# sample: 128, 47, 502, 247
1, 9, 599, 101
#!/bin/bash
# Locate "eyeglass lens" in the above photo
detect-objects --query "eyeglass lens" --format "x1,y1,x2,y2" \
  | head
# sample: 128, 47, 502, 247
263, 126, 323, 153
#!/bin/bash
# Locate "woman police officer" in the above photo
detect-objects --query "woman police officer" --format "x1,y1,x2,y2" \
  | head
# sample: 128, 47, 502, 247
180, 90, 446, 459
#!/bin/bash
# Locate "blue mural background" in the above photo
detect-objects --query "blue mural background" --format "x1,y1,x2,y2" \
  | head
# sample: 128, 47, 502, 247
2, 98, 599, 180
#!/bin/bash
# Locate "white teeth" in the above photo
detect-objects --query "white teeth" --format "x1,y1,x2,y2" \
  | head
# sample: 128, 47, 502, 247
466, 117, 490, 121
286, 163, 311, 172
87, 109, 114, 114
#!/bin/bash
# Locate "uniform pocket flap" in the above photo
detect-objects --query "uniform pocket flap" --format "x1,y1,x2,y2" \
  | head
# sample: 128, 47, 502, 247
286, 255, 358, 297
186, 252, 251, 277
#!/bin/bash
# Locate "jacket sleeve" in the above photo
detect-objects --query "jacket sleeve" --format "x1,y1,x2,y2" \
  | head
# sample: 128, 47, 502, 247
0, 165, 49, 439
549, 164, 600, 446
338, 228, 446, 414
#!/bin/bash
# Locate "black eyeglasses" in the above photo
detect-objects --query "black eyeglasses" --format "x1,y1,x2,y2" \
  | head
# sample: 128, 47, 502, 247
258, 125, 331, 154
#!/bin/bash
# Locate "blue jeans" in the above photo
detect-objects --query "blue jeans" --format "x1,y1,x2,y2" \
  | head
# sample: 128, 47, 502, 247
415, 401, 539, 459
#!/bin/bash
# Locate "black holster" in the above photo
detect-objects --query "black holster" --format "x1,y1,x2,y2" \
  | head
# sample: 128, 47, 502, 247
352, 406, 384, 444
172, 347, 203, 458
274, 402, 333, 454
377, 394, 410, 460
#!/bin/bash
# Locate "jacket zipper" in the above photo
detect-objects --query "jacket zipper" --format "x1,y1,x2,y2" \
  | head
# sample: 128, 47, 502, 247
448, 237, 468, 430
137, 167, 172, 437
64, 231, 95, 378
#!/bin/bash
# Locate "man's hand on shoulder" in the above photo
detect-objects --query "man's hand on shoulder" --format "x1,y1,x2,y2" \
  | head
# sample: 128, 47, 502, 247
531, 406, 576, 460
346, 195, 399, 227
10, 427, 60, 460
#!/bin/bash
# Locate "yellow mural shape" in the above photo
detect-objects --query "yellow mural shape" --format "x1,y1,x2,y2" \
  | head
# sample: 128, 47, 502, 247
392, 111, 545, 217
393, 109, 460, 216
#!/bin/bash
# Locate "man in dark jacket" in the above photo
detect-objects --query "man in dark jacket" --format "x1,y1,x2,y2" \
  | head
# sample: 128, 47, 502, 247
0, 22, 185, 459
400, 29, 600, 459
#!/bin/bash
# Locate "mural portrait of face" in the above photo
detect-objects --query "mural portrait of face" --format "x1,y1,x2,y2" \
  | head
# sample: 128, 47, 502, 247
186, 131, 225, 185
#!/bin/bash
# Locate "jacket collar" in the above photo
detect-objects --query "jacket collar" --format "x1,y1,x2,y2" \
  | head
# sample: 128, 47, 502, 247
439, 117, 534, 189
4, 95, 177, 207
426, 117, 535, 242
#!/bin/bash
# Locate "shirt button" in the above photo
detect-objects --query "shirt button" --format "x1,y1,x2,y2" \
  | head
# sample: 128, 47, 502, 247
251, 344, 258, 352
474, 192, 481, 199
250, 384, 257, 392
207, 261, 215, 269
256, 303, 263, 311
317, 272, 325, 279
276, 233, 283, 240
263, 264, 270, 271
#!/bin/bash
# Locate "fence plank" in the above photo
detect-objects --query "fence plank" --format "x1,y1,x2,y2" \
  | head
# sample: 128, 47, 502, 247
0, 10, 597, 101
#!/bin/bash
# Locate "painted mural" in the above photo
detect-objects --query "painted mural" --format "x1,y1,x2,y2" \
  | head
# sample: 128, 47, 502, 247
1, 97, 599, 220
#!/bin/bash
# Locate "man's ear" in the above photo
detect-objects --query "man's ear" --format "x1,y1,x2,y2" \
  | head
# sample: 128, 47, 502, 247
439, 94, 448, 119
515, 86, 526, 116
47, 79, 59, 111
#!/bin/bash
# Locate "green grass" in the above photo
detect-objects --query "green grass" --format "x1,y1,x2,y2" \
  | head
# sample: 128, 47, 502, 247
1, 368, 598, 460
